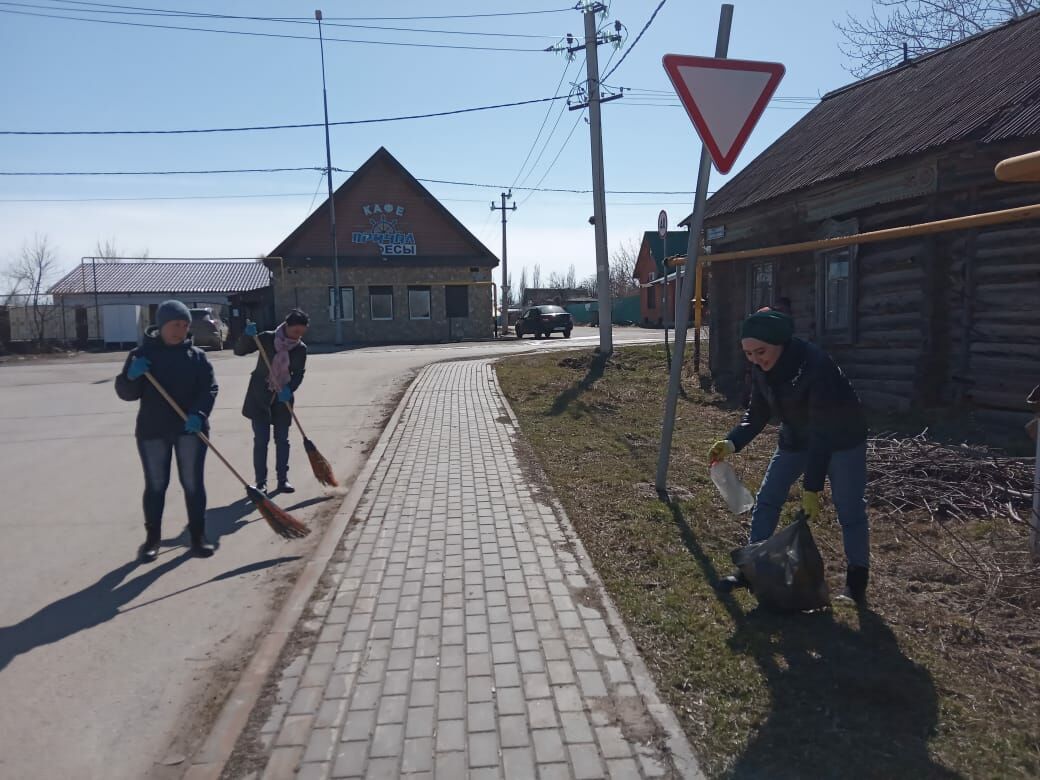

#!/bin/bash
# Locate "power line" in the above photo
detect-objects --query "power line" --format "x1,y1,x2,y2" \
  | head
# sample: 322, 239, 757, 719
0, 95, 569, 136
518, 109, 586, 206
47, 0, 575, 22
602, 0, 666, 81
0, 167, 323, 176
0, 7, 548, 51
514, 62, 584, 191
5, 1, 564, 38
509, 57, 578, 191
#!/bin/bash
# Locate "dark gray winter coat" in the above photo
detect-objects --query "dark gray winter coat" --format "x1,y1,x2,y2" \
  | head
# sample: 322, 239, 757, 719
233, 330, 307, 426
115, 327, 218, 438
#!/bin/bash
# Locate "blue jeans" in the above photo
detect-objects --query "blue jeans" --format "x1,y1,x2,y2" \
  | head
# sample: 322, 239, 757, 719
137, 434, 208, 536
750, 442, 870, 568
252, 417, 290, 484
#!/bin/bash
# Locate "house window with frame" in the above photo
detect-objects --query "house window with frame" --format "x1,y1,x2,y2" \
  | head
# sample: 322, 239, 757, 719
749, 261, 774, 311
445, 285, 469, 318
408, 286, 432, 320
822, 248, 852, 332
369, 286, 394, 321
327, 286, 354, 321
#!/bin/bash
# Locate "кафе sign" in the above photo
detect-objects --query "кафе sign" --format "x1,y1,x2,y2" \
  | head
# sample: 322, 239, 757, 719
351, 202, 418, 256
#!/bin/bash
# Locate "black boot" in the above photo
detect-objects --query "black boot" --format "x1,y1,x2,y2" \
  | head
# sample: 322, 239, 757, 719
139, 527, 161, 563
277, 479, 295, 494
838, 566, 869, 606
717, 570, 750, 593
190, 532, 215, 558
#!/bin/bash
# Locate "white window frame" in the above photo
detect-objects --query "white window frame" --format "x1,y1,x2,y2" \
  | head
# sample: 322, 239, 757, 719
369, 286, 394, 321
747, 260, 775, 312
814, 218, 858, 344
408, 286, 432, 320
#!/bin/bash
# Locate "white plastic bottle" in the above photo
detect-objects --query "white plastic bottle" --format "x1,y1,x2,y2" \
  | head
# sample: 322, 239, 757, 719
710, 461, 755, 514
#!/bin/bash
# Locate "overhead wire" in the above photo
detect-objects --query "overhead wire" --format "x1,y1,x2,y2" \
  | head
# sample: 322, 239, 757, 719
0, 96, 570, 136
508, 56, 578, 191
602, 0, 666, 81
0, 6, 548, 51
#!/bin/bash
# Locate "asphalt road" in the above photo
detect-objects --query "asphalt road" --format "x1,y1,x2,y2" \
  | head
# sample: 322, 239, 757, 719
0, 328, 658, 780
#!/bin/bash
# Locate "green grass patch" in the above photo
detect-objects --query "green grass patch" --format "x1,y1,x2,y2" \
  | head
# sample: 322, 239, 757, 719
497, 344, 1039, 779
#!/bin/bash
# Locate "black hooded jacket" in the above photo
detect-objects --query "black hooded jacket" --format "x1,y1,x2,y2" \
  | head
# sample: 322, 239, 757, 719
727, 337, 867, 492
234, 330, 306, 426
115, 327, 218, 439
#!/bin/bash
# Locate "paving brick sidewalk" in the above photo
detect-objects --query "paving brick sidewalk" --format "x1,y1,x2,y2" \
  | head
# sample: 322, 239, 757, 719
249, 360, 699, 779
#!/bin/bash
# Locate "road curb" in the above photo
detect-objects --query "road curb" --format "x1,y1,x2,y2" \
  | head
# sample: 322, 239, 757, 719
492, 361, 706, 779
181, 371, 421, 780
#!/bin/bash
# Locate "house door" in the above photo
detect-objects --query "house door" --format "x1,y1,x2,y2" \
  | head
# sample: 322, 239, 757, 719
75, 307, 89, 345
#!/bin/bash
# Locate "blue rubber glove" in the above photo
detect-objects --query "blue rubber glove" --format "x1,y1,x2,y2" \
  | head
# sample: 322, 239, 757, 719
184, 413, 203, 434
277, 386, 293, 404
127, 356, 151, 380
244, 321, 258, 338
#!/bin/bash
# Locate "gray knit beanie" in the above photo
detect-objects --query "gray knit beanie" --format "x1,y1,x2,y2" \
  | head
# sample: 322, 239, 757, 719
156, 300, 191, 328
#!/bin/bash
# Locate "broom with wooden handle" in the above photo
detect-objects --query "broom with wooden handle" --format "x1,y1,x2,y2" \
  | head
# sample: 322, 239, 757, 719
252, 333, 339, 488
142, 372, 311, 539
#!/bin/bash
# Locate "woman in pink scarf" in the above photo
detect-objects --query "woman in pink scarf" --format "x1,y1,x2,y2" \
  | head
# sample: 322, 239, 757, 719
234, 309, 309, 494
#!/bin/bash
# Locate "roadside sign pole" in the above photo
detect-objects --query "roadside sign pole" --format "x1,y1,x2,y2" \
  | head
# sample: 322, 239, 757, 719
657, 209, 670, 369
655, 4, 733, 493
694, 261, 704, 371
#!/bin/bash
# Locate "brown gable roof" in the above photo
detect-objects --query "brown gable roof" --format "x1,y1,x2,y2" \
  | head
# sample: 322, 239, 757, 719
268, 146, 498, 266
699, 11, 1040, 220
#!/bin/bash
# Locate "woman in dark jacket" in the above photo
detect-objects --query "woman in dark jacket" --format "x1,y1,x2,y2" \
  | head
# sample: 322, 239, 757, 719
115, 300, 219, 562
709, 308, 870, 604
234, 310, 309, 494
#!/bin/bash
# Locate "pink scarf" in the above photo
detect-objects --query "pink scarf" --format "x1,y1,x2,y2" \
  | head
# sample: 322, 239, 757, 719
267, 323, 301, 393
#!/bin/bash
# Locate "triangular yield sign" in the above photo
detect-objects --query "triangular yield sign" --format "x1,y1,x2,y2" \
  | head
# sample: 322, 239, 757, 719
662, 54, 785, 174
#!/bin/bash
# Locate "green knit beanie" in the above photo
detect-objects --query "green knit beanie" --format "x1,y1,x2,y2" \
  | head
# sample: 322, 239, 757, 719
740, 309, 794, 345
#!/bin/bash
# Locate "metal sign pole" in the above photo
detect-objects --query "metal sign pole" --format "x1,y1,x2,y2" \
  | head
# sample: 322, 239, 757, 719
655, 4, 733, 493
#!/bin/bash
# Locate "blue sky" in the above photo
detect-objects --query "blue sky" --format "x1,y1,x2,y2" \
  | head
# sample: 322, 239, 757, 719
0, 0, 875, 285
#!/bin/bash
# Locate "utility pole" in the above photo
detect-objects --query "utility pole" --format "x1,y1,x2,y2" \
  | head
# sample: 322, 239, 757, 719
316, 10, 342, 345
490, 192, 517, 336
563, 3, 622, 354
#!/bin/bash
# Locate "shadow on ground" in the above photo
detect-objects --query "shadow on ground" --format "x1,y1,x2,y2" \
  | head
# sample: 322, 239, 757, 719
549, 353, 609, 416
663, 498, 958, 780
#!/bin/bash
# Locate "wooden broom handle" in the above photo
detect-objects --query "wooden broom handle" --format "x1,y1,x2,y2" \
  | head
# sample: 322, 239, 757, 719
252, 333, 311, 440
142, 371, 250, 490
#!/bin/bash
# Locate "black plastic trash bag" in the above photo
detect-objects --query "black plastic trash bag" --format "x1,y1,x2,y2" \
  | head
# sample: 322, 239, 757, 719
730, 512, 831, 611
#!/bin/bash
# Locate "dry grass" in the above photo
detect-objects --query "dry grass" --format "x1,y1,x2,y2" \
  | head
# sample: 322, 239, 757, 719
497, 344, 1040, 779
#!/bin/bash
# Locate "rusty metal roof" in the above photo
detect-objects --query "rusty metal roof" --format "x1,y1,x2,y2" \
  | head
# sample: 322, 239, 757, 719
702, 11, 1040, 220
49, 261, 271, 295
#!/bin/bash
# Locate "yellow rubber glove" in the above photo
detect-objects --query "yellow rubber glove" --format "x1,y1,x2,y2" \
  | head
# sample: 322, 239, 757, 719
708, 439, 736, 464
802, 490, 821, 520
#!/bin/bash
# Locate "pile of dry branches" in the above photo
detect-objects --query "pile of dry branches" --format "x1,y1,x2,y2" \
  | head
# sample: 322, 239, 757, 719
866, 431, 1034, 521
864, 431, 1038, 611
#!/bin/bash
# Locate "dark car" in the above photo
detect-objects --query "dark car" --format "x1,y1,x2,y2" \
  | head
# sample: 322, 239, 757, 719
515, 305, 573, 339
189, 307, 228, 350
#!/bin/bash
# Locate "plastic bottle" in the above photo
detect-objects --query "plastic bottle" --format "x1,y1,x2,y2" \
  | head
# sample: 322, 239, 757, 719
710, 461, 755, 514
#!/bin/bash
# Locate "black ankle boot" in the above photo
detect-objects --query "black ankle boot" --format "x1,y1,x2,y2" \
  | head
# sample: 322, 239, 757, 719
191, 532, 215, 558
839, 566, 869, 605
139, 528, 160, 563
717, 570, 750, 593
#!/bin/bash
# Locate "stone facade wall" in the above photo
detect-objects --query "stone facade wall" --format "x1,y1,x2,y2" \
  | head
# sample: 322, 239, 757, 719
272, 265, 493, 343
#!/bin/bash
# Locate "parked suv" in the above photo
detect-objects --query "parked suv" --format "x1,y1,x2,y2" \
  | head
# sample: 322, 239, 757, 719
189, 307, 228, 350
515, 305, 573, 339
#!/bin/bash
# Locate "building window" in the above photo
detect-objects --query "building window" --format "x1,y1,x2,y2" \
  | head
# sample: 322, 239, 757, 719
327, 286, 354, 321
749, 261, 774, 311
369, 286, 394, 321
408, 286, 432, 320
822, 248, 851, 332
446, 285, 469, 318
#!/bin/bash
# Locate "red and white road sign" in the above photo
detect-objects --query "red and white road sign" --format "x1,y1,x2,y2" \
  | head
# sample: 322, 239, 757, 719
662, 54, 785, 174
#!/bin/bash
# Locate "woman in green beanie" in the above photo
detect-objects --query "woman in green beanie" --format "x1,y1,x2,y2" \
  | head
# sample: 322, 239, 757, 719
708, 307, 870, 604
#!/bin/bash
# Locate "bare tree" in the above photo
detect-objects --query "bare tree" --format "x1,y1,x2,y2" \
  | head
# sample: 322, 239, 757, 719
94, 237, 151, 262
836, 0, 1038, 77
531, 264, 541, 291
577, 273, 597, 297
609, 238, 640, 298
545, 270, 568, 290
565, 264, 577, 291
5, 235, 60, 348
516, 266, 528, 306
